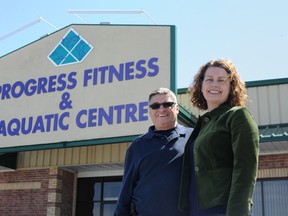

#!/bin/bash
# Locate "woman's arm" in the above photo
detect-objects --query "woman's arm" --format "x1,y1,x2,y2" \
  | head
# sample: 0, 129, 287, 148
227, 107, 259, 215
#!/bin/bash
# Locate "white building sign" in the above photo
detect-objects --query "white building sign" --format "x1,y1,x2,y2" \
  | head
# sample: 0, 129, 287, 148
0, 24, 176, 150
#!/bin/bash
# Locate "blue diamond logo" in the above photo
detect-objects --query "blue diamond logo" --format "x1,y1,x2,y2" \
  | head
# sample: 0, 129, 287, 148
48, 28, 93, 66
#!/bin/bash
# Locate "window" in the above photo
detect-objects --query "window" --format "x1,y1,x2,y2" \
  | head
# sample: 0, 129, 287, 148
252, 179, 288, 216
77, 176, 122, 216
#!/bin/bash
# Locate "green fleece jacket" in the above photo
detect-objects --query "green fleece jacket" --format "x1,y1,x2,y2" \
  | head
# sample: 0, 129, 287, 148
179, 104, 259, 216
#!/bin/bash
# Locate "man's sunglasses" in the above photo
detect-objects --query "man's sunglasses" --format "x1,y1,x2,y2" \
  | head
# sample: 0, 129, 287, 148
149, 102, 176, 110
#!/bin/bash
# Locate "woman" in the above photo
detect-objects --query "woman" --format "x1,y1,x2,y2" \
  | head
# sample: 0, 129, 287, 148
179, 59, 259, 216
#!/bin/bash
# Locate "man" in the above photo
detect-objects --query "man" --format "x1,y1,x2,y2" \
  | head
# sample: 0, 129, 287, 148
114, 87, 192, 216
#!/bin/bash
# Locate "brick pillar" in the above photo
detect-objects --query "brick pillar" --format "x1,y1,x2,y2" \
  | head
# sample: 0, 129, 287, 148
0, 167, 75, 216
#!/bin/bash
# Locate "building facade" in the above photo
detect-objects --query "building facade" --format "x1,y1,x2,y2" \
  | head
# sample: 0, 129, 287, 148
0, 78, 287, 216
0, 24, 287, 216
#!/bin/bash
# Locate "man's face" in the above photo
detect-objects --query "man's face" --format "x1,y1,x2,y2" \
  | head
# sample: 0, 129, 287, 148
149, 94, 179, 131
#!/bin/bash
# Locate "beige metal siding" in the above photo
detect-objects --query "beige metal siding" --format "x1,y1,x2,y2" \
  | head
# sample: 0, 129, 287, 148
17, 143, 130, 169
178, 83, 288, 125
177, 94, 204, 116
246, 84, 288, 125
279, 84, 288, 122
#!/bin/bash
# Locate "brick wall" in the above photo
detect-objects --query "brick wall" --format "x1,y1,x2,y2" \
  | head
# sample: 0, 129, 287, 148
259, 153, 288, 169
0, 168, 75, 216
257, 153, 288, 179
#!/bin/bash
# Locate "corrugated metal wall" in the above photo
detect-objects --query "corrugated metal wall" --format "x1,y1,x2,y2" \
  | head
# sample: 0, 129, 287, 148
17, 143, 130, 169
177, 93, 202, 117
178, 83, 288, 125
246, 84, 288, 125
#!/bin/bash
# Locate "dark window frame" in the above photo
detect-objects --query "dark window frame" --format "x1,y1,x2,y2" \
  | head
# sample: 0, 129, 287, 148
252, 177, 288, 216
76, 176, 122, 216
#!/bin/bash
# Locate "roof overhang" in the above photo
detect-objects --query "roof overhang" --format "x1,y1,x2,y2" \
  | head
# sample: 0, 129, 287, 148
0, 152, 17, 172
259, 123, 288, 155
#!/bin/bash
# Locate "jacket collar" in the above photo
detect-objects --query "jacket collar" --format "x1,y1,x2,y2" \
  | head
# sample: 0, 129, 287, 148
202, 103, 231, 120
144, 124, 186, 139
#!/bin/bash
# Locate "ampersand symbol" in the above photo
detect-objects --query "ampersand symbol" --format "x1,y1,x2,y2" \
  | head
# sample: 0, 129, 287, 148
59, 92, 72, 110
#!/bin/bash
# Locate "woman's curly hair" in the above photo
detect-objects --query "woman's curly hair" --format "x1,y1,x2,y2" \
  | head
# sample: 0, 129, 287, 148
187, 59, 248, 110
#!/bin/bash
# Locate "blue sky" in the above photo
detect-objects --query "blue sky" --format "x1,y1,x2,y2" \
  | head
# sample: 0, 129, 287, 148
1, 0, 287, 88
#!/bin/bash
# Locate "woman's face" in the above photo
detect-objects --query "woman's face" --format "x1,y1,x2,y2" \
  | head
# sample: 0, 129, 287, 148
201, 66, 230, 111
